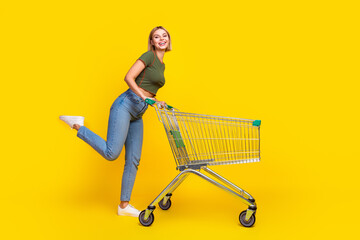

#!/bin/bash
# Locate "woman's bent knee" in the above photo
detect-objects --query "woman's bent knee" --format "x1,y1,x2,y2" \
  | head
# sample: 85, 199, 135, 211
104, 151, 120, 161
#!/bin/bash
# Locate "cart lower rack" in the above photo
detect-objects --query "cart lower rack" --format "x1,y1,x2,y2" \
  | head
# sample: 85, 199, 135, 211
139, 100, 261, 227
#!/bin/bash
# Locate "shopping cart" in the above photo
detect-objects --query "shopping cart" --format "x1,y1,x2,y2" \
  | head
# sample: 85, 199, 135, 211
139, 99, 261, 227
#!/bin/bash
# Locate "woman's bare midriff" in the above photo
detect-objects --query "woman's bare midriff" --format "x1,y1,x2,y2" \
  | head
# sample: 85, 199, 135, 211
139, 87, 155, 98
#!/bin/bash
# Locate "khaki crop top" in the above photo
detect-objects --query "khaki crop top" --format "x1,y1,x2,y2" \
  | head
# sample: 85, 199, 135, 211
135, 50, 165, 96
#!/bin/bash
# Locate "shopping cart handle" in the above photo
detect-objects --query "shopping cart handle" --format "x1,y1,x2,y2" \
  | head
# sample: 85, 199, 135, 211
145, 98, 156, 105
145, 98, 173, 110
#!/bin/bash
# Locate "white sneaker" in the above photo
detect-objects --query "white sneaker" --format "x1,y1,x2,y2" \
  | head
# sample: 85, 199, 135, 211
117, 204, 140, 217
59, 115, 85, 129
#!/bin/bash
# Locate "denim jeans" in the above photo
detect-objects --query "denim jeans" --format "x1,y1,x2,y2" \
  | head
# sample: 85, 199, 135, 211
77, 88, 149, 201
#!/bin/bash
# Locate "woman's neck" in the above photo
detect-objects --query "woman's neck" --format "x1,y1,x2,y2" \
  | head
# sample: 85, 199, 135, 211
154, 50, 165, 63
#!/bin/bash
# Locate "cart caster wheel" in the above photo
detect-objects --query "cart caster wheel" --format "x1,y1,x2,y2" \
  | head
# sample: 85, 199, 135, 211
239, 210, 256, 227
139, 210, 154, 227
158, 198, 172, 210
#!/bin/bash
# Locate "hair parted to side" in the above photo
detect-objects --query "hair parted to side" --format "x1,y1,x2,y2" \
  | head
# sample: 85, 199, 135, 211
148, 26, 172, 52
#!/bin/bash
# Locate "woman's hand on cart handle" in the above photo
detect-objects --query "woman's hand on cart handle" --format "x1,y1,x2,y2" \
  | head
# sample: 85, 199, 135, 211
157, 100, 174, 109
145, 98, 165, 107
145, 98, 173, 109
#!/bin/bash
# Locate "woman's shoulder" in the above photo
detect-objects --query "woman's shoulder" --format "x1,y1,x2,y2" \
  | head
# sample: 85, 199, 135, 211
138, 50, 156, 66
139, 50, 155, 57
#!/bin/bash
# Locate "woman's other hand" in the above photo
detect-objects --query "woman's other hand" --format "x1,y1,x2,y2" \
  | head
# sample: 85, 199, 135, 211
157, 101, 167, 108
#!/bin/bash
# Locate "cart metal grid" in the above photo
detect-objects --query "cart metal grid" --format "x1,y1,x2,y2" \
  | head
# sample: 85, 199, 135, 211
139, 102, 261, 227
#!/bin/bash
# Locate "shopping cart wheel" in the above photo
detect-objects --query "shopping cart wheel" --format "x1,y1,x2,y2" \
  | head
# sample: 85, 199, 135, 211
158, 198, 172, 210
139, 210, 154, 227
239, 210, 256, 227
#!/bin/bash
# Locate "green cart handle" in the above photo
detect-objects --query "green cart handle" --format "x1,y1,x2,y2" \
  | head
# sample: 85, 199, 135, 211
145, 98, 173, 110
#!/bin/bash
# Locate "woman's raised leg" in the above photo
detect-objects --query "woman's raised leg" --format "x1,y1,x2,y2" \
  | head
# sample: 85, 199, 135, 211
76, 106, 132, 161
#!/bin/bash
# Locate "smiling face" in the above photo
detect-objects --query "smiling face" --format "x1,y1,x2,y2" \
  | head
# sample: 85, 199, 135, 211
150, 29, 170, 51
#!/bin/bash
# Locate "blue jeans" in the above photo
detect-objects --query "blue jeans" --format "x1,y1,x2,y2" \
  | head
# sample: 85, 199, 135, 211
77, 88, 149, 201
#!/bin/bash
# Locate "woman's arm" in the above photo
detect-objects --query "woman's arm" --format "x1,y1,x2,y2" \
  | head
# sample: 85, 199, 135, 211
124, 60, 154, 101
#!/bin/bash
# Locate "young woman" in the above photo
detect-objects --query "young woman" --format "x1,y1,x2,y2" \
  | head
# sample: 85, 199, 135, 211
60, 26, 171, 217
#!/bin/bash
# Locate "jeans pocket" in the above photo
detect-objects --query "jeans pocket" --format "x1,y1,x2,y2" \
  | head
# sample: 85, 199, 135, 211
126, 94, 141, 104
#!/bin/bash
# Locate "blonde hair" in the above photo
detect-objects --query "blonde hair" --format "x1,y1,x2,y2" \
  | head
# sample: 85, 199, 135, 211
148, 26, 172, 52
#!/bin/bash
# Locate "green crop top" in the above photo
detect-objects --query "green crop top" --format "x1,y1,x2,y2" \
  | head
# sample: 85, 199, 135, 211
135, 50, 165, 96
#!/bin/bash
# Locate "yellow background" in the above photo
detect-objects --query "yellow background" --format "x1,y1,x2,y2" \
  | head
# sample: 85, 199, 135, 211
1, 0, 359, 239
